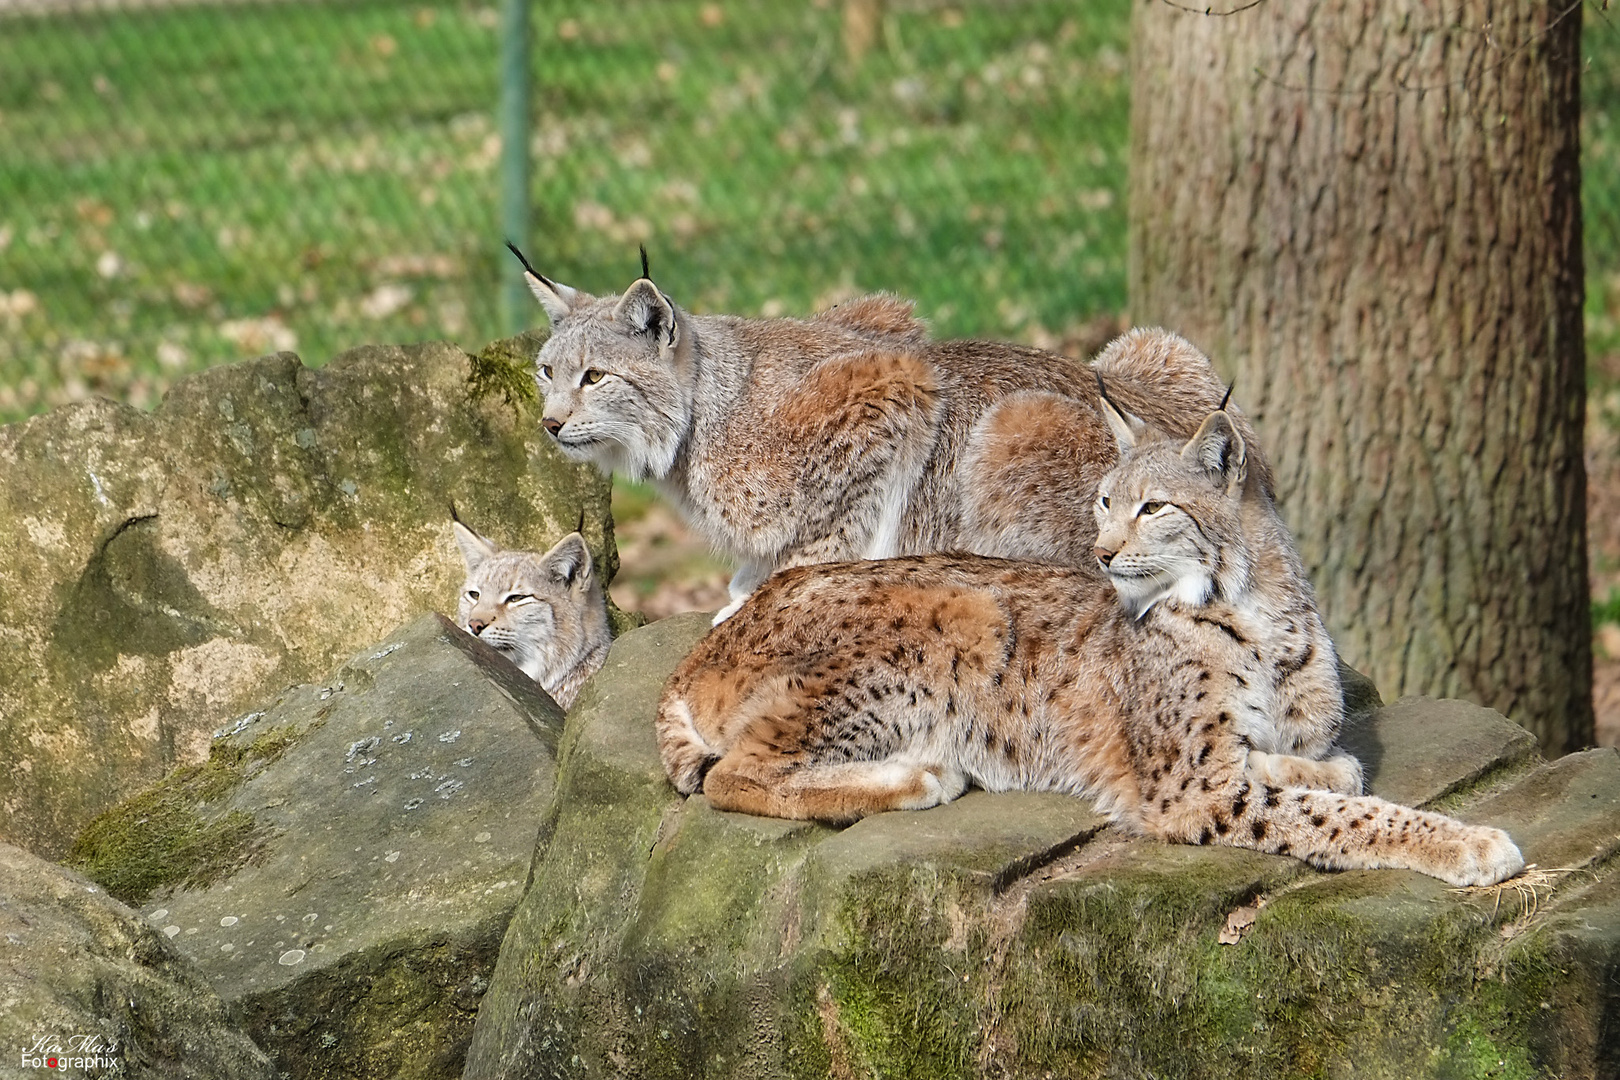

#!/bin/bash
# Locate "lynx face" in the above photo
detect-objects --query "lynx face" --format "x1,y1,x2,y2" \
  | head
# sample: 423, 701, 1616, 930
529, 274, 692, 483
452, 517, 612, 709
1093, 409, 1250, 618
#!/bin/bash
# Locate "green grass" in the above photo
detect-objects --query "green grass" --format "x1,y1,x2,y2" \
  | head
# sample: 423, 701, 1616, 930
0, 0, 508, 419
0, 0, 1132, 422
1587, 4, 1620, 369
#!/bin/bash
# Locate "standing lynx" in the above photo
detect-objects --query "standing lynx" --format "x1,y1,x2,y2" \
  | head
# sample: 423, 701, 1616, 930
654, 396, 1523, 887
452, 514, 611, 710
509, 245, 1271, 619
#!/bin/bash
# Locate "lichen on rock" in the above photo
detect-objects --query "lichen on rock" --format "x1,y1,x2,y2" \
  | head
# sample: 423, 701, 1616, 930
0, 336, 614, 859
0, 841, 277, 1080
67, 613, 571, 1080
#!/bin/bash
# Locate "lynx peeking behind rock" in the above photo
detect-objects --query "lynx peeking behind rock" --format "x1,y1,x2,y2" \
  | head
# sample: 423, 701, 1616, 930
654, 394, 1524, 888
451, 513, 611, 710
509, 244, 1272, 621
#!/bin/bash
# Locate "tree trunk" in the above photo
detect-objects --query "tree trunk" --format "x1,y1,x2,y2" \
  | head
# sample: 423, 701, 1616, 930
1129, 0, 1590, 752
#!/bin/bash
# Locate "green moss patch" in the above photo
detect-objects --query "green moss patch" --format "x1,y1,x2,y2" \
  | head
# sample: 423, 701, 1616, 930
467, 332, 545, 414
66, 724, 310, 906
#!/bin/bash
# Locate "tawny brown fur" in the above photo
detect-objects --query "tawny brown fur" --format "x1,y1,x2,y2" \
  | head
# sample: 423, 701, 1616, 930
655, 405, 1523, 888
514, 251, 1271, 618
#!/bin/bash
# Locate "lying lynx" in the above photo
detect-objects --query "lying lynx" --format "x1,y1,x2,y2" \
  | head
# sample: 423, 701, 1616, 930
509, 244, 1271, 620
452, 514, 611, 710
655, 395, 1524, 887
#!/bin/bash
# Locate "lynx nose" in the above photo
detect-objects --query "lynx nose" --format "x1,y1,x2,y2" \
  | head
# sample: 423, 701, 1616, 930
1094, 545, 1115, 568
466, 617, 488, 636
542, 417, 563, 438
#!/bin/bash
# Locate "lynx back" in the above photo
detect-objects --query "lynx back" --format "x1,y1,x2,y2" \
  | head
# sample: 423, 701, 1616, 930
510, 245, 1269, 620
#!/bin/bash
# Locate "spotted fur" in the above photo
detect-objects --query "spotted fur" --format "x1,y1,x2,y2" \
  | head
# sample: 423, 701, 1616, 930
513, 248, 1270, 622
452, 517, 610, 710
655, 407, 1523, 888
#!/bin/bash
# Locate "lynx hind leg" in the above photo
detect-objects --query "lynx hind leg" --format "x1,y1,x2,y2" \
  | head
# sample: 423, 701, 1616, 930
961, 391, 1114, 563
1170, 781, 1523, 887
1245, 750, 1363, 795
1279, 791, 1524, 887
704, 747, 968, 824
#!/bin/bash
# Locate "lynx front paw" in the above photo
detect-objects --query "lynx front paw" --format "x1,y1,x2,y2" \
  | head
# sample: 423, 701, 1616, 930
1439, 827, 1525, 888
1245, 750, 1363, 794
1320, 753, 1364, 795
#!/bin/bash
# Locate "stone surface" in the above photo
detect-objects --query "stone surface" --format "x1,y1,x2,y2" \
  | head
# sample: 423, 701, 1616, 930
0, 841, 275, 1079
68, 613, 566, 1080
0, 334, 613, 859
464, 618, 1620, 1080
1340, 695, 1541, 808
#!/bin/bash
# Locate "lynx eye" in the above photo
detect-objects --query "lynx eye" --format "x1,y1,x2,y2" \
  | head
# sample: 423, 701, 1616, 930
1139, 501, 1168, 516
582, 368, 605, 385
1097, 494, 1111, 510
464, 589, 479, 602
539, 364, 553, 380
503, 593, 535, 605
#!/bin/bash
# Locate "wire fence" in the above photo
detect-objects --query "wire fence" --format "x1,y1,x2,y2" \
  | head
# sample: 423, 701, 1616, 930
0, 0, 1137, 425
0, 0, 1614, 429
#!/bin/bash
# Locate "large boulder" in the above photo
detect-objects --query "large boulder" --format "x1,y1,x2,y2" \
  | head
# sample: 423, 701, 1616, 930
0, 334, 612, 859
68, 612, 566, 1080
0, 841, 276, 1079
463, 616, 1620, 1079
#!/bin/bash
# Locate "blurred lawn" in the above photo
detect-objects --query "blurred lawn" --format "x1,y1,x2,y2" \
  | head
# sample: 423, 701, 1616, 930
0, 0, 1130, 422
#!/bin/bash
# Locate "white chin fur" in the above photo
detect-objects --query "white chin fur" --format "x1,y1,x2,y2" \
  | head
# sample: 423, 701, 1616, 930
1108, 567, 1213, 618
558, 433, 677, 483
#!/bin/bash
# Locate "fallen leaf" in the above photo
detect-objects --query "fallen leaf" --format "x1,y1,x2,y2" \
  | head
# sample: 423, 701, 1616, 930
1218, 905, 1258, 945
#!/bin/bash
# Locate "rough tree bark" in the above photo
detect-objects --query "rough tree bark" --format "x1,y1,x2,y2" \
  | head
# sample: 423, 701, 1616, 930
1129, 0, 1590, 752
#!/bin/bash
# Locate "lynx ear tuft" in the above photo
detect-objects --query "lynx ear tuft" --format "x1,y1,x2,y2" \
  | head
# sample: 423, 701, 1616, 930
1183, 411, 1247, 492
506, 241, 580, 323
452, 516, 501, 571
614, 278, 679, 351
1094, 372, 1147, 451
543, 532, 593, 592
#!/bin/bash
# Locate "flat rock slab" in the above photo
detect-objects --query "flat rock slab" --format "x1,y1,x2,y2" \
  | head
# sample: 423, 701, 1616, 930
72, 613, 565, 1080
0, 842, 275, 1079
0, 334, 611, 859
1341, 695, 1540, 807
465, 619, 1620, 1079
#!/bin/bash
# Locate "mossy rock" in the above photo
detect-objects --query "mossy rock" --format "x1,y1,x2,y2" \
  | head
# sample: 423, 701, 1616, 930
0, 334, 613, 859
66, 613, 570, 1080
463, 620, 1620, 1079
0, 841, 276, 1079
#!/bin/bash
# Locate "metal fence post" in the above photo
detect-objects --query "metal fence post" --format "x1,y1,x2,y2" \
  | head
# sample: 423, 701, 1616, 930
498, 0, 532, 337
